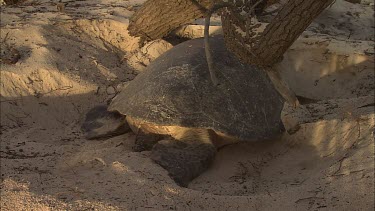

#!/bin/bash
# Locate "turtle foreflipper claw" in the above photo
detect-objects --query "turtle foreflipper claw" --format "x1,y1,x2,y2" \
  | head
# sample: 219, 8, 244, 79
151, 139, 216, 187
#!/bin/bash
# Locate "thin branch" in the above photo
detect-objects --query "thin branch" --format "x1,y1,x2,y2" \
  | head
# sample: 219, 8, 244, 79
247, 0, 265, 14
2, 31, 10, 43
204, 2, 236, 86
204, 12, 218, 85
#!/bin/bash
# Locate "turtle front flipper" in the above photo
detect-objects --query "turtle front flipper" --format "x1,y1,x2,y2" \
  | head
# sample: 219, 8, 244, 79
133, 131, 164, 152
150, 129, 216, 187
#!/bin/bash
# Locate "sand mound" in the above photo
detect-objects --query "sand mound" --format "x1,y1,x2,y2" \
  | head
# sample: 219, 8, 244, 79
1, 0, 374, 210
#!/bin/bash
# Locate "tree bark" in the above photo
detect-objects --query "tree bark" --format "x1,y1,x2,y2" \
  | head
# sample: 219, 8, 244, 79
129, 0, 334, 67
220, 0, 333, 106
128, 0, 213, 41
127, 0, 275, 41
221, 0, 334, 67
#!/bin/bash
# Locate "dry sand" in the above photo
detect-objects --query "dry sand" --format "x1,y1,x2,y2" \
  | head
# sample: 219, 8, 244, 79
1, 0, 374, 210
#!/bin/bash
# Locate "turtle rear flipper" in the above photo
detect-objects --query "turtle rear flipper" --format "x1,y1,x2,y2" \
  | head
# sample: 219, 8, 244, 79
151, 135, 216, 187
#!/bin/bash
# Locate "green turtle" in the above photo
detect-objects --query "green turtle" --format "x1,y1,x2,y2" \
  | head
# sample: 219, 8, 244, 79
86, 36, 285, 186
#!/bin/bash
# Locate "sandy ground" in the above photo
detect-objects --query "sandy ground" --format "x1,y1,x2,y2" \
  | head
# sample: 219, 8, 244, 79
1, 0, 374, 210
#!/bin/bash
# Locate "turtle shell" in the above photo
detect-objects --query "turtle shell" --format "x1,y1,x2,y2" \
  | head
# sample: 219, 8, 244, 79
109, 36, 284, 141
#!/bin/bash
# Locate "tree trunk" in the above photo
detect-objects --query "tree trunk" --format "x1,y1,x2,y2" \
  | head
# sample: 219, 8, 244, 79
220, 0, 333, 106
128, 0, 213, 41
128, 0, 274, 41
221, 0, 334, 67
129, 0, 334, 67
